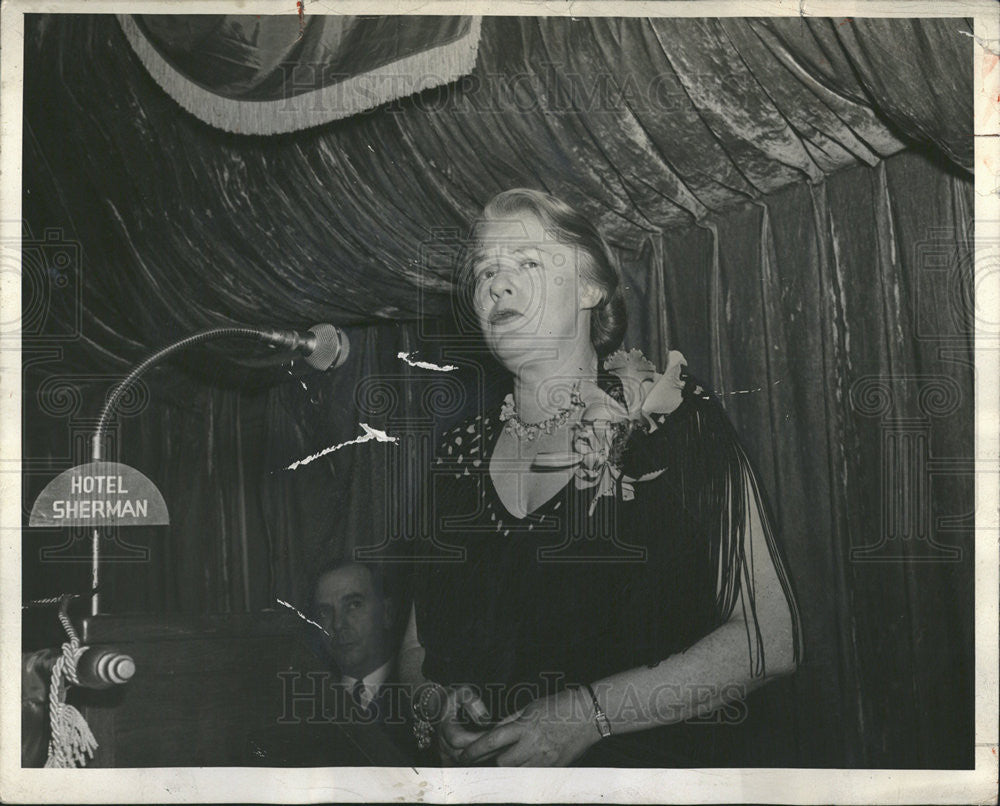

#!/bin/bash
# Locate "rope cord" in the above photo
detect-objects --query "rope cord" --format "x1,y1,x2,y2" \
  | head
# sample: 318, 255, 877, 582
23, 592, 90, 609
44, 596, 98, 767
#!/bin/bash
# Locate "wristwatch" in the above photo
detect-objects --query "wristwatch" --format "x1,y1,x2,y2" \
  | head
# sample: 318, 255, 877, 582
584, 683, 612, 739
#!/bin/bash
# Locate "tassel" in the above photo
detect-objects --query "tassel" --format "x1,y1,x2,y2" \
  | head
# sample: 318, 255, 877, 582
45, 701, 98, 768
44, 599, 100, 767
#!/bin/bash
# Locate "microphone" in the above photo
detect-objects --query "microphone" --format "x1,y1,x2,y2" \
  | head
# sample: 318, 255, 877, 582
259, 324, 350, 371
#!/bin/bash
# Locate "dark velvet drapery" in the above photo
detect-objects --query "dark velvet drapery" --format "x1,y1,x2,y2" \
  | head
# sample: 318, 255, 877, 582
656, 150, 974, 768
21, 15, 973, 768
21, 15, 971, 361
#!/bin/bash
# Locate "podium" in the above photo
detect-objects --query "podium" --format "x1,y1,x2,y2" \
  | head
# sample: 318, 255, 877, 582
68, 612, 412, 767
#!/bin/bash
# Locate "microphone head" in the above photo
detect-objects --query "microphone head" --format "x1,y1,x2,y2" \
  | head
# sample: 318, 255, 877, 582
305, 324, 349, 371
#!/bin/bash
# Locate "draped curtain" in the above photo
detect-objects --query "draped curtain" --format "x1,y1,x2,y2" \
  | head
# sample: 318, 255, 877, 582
657, 150, 974, 768
21, 14, 973, 768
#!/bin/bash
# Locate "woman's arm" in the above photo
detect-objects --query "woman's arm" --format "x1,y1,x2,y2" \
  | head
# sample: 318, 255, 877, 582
460, 469, 798, 765
595, 475, 796, 734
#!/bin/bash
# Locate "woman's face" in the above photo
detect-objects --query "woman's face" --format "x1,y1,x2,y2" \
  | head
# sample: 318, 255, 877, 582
469, 211, 598, 371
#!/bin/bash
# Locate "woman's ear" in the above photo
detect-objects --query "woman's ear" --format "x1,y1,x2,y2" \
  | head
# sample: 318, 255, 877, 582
579, 282, 604, 310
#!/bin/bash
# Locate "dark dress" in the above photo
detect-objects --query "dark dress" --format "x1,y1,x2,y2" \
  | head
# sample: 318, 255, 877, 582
414, 368, 801, 766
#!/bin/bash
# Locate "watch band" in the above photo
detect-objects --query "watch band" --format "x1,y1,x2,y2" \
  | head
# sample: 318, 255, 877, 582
412, 681, 447, 750
583, 683, 612, 739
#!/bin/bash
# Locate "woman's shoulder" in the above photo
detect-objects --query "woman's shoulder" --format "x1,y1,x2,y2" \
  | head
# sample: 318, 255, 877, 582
433, 409, 499, 468
602, 348, 733, 477
599, 348, 712, 425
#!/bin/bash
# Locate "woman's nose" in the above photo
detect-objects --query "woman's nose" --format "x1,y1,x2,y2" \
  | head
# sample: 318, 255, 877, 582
489, 269, 515, 301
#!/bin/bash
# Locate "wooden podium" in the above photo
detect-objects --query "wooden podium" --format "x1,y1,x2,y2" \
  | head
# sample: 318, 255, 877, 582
71, 612, 413, 767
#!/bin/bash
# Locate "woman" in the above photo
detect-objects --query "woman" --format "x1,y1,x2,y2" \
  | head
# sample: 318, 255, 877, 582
400, 189, 802, 767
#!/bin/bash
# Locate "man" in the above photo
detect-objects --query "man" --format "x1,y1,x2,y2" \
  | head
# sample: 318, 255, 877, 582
313, 558, 430, 766
312, 559, 397, 720
249, 559, 415, 766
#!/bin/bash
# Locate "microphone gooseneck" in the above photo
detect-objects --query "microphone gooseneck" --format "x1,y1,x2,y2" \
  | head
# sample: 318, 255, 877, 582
87, 322, 349, 615
95, 323, 349, 449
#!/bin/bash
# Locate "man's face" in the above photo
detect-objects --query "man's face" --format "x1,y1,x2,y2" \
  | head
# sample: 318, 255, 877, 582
313, 565, 392, 680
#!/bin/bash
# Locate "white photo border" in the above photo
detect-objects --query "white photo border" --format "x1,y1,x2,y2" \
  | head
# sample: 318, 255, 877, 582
1, 1, 996, 803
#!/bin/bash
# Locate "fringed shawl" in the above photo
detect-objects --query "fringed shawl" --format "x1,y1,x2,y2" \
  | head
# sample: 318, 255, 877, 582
415, 365, 802, 731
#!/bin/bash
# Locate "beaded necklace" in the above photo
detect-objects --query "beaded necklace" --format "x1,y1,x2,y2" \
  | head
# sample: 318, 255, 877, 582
498, 384, 585, 440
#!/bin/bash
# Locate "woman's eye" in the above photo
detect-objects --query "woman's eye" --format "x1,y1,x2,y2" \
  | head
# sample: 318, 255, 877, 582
521, 260, 540, 270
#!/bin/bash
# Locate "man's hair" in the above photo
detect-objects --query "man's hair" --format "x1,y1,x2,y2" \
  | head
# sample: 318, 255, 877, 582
310, 558, 387, 608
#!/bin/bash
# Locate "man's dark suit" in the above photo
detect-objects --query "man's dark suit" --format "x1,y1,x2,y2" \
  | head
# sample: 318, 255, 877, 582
337, 665, 416, 761
246, 638, 419, 766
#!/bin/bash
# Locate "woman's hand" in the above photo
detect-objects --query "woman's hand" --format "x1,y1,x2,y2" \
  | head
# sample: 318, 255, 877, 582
459, 686, 600, 767
436, 684, 492, 766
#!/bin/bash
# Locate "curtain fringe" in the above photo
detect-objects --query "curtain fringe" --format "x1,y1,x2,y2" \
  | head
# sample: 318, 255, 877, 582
117, 15, 482, 135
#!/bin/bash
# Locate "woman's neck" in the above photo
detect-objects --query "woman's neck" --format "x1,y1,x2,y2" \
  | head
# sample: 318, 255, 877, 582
512, 343, 599, 423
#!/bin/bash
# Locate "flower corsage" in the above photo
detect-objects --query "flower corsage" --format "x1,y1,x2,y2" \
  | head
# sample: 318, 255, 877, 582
533, 349, 688, 515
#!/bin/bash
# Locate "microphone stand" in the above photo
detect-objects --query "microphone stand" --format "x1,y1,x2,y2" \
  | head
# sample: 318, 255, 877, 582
89, 326, 303, 615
